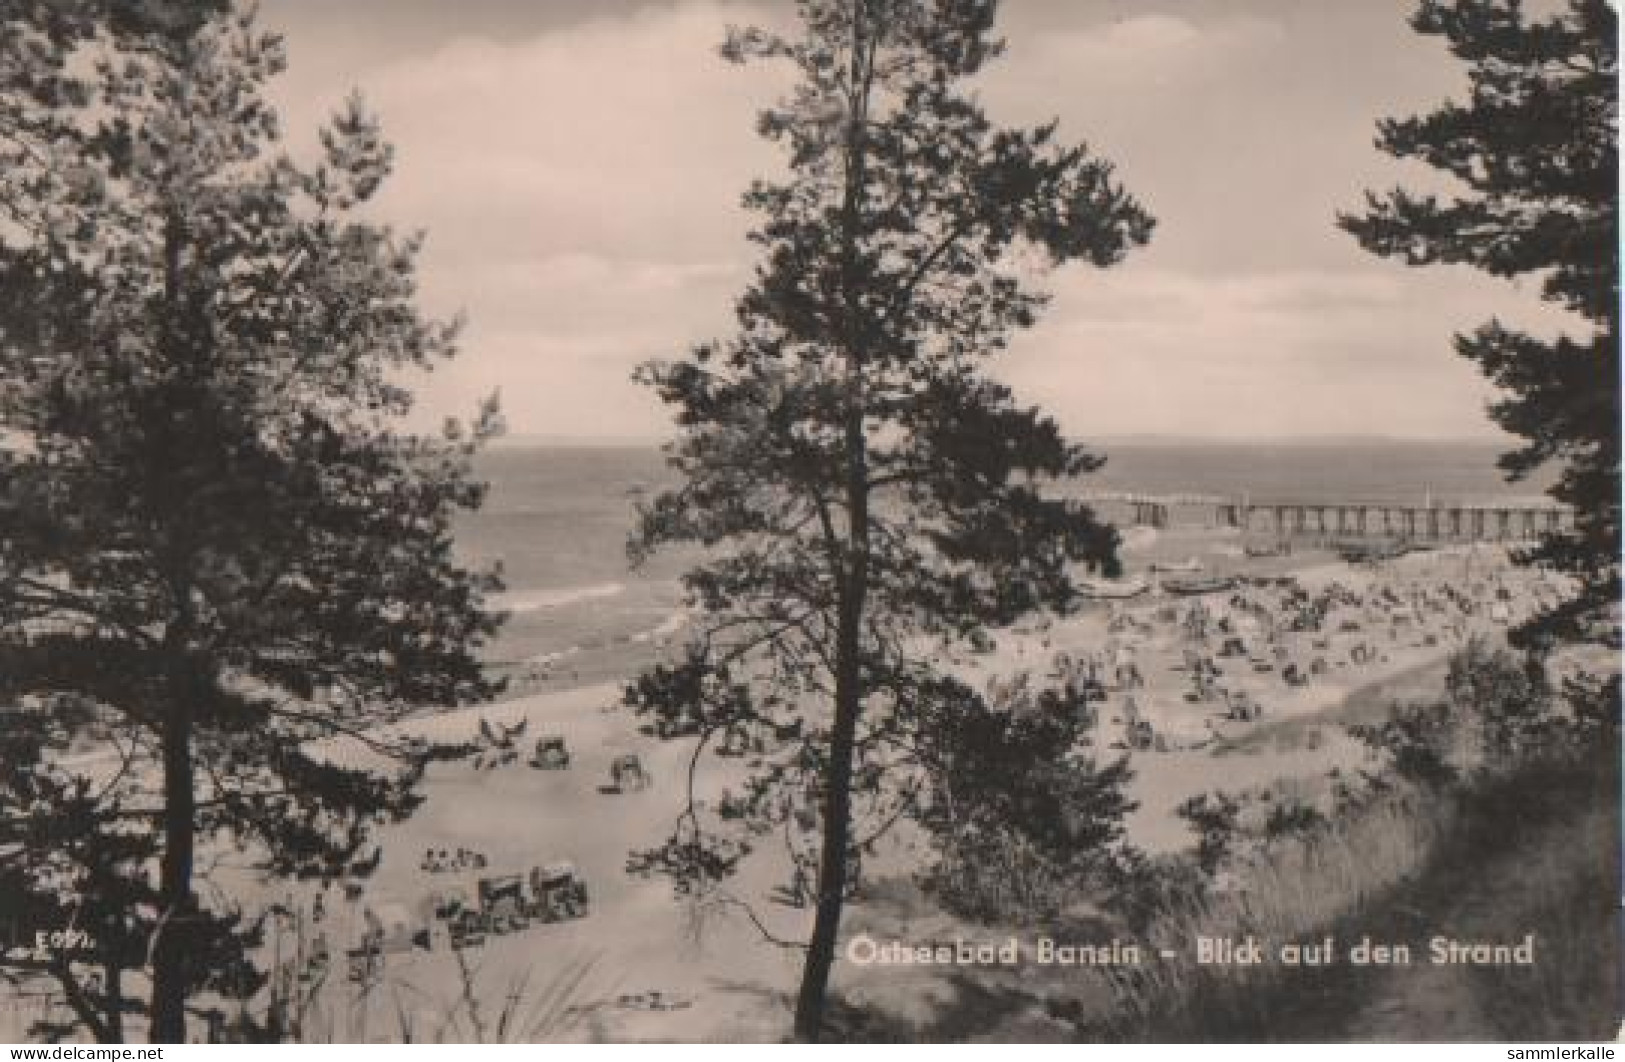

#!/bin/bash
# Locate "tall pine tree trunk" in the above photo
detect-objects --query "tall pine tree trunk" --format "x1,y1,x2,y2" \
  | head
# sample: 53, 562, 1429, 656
794, 340, 871, 1041
794, 451, 871, 1039
150, 679, 195, 1042
793, 10, 874, 1039
105, 964, 123, 1044
792, 595, 863, 1040
147, 209, 200, 1044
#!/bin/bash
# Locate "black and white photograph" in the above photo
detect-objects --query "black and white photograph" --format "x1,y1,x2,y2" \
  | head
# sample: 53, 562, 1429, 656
0, 0, 1616, 1045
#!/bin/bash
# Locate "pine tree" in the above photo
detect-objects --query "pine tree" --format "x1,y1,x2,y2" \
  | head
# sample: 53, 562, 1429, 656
1341, 0, 1619, 648
625, 0, 1151, 1039
0, 3, 503, 1041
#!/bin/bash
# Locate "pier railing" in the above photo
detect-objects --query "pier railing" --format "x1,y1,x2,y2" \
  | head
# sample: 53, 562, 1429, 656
1078, 491, 1570, 541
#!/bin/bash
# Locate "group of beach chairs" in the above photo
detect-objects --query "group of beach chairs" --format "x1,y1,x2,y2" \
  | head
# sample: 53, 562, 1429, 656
421, 846, 489, 874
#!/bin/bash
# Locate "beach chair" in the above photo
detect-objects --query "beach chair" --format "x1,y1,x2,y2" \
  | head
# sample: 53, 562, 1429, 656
1226, 692, 1262, 722
529, 862, 590, 922
449, 907, 486, 950
530, 734, 571, 769
477, 875, 528, 934
345, 945, 381, 984
610, 753, 651, 792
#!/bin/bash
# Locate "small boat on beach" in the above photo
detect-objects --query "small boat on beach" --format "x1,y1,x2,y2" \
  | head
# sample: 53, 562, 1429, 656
1149, 557, 1203, 574
1077, 575, 1150, 600
1161, 575, 1237, 596
1334, 539, 1417, 563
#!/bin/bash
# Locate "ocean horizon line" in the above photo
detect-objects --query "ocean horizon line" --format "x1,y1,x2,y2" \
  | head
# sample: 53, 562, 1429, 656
483, 431, 1516, 451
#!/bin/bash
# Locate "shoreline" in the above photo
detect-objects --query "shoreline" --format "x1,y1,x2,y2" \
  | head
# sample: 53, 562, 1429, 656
389, 542, 1537, 855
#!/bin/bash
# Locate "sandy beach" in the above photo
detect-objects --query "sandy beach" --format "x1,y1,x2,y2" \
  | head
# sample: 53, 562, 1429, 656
14, 528, 1558, 1044
181, 533, 1557, 1042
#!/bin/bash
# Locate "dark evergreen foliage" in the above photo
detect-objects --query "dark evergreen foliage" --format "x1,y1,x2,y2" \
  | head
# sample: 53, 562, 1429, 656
1341, 0, 1619, 649
624, 0, 1151, 1039
0, 3, 503, 1041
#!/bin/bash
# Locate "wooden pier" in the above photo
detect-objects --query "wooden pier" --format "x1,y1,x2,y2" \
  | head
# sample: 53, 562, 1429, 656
1079, 491, 1569, 542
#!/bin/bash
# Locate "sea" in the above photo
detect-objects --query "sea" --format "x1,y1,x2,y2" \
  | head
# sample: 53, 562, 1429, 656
458, 438, 1554, 683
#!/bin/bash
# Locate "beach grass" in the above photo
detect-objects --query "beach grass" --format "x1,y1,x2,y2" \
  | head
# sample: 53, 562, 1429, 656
1091, 739, 1617, 1042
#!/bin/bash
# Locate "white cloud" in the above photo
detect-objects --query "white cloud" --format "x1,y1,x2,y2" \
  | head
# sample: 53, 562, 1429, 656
355, 2, 789, 265
998, 260, 1571, 439
269, 1, 789, 435
263, 2, 1572, 444
991, 13, 1284, 93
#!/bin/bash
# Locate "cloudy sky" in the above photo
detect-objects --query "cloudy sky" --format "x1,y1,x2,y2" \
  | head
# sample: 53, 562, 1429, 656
261, 0, 1571, 442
